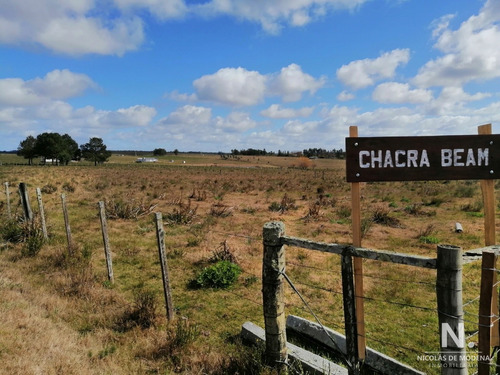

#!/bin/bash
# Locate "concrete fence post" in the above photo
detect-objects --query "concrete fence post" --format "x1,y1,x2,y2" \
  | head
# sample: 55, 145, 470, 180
98, 201, 114, 284
436, 244, 466, 375
262, 221, 288, 371
36, 188, 48, 240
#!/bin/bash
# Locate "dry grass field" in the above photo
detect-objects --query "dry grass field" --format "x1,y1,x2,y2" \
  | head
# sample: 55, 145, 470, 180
0, 153, 493, 374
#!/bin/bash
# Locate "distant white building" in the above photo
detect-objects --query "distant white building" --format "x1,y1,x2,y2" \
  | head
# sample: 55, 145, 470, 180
135, 157, 158, 163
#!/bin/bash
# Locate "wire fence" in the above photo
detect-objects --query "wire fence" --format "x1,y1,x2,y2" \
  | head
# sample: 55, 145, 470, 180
1, 181, 494, 374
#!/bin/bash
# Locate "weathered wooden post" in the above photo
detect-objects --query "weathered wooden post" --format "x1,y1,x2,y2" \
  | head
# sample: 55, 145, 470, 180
262, 221, 288, 371
436, 244, 466, 374
98, 201, 114, 284
61, 194, 73, 255
18, 183, 33, 221
4, 182, 11, 219
341, 247, 361, 375
478, 249, 497, 375
154, 212, 174, 322
36, 188, 48, 240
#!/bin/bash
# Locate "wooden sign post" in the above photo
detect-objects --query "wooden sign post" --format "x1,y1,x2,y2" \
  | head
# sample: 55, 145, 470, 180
349, 126, 366, 361
346, 125, 498, 367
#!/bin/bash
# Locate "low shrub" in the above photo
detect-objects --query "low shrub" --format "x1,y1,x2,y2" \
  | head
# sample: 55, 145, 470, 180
105, 197, 157, 220
209, 203, 233, 217
371, 207, 401, 227
419, 236, 440, 244
165, 200, 197, 225
41, 183, 57, 194
195, 260, 241, 289
209, 240, 237, 264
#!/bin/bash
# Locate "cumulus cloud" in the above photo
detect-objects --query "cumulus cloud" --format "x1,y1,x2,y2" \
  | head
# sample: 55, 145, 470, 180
268, 64, 325, 102
372, 82, 433, 104
159, 105, 213, 132
337, 49, 410, 90
0, 0, 144, 56
0, 70, 96, 107
414, 0, 500, 87
114, 0, 187, 20
193, 0, 369, 34
215, 111, 257, 132
100, 105, 157, 127
192, 64, 324, 107
337, 91, 355, 101
193, 67, 267, 107
260, 104, 314, 118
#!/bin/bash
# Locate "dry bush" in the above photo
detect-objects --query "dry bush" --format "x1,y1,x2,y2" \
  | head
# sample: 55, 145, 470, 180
268, 193, 296, 213
189, 188, 207, 201
116, 289, 158, 331
371, 206, 401, 227
209, 203, 233, 217
303, 200, 321, 221
416, 223, 436, 239
209, 240, 238, 264
165, 200, 198, 225
104, 197, 157, 219
294, 156, 314, 169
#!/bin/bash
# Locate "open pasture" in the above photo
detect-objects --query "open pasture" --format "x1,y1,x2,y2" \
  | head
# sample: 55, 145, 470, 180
0, 154, 492, 374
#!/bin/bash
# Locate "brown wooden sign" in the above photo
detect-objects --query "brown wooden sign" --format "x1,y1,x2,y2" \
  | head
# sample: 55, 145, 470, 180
346, 134, 500, 182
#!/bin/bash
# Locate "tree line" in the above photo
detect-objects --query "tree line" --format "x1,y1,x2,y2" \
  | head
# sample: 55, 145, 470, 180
17, 133, 112, 166
229, 147, 345, 158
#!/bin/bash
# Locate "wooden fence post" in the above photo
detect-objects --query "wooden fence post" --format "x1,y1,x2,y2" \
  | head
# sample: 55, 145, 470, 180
478, 124, 499, 347
436, 244, 467, 374
18, 183, 33, 221
154, 212, 174, 322
4, 182, 11, 219
98, 201, 114, 284
478, 249, 497, 375
341, 247, 361, 375
61, 194, 73, 255
349, 125, 366, 359
262, 221, 288, 370
36, 188, 48, 240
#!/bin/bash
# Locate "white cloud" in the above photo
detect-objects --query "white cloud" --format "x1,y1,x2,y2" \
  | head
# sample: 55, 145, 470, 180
160, 105, 212, 130
193, 0, 368, 34
192, 64, 324, 107
414, 0, 500, 87
0, 70, 96, 107
0, 0, 144, 56
337, 91, 355, 101
337, 49, 410, 90
260, 104, 314, 118
113, 0, 187, 19
193, 67, 267, 107
424, 86, 491, 116
372, 82, 433, 104
101, 105, 157, 127
269, 64, 325, 102
38, 16, 144, 56
29, 69, 97, 100
215, 111, 257, 132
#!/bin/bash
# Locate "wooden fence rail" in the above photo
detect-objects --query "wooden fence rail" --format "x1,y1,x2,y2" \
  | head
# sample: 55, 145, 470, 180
263, 221, 467, 375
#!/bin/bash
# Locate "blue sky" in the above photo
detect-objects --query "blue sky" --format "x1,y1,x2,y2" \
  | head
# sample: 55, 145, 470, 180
1, 0, 500, 152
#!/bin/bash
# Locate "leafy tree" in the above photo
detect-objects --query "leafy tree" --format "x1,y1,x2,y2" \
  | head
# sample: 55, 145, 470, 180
61, 134, 80, 164
35, 132, 63, 164
80, 137, 112, 166
17, 135, 38, 165
34, 132, 79, 165
153, 148, 167, 156
173, 149, 179, 156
